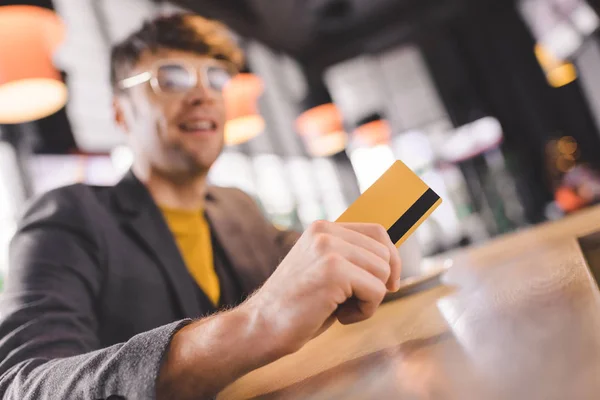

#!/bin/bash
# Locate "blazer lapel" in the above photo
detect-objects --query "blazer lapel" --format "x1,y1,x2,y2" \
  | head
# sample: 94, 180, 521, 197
112, 171, 202, 318
205, 188, 268, 295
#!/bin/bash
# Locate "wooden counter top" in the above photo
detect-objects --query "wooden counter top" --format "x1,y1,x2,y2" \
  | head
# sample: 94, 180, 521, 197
220, 206, 600, 400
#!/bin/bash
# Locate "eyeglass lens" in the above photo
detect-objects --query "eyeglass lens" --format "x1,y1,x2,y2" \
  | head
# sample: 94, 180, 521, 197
206, 65, 233, 92
156, 63, 233, 93
156, 64, 196, 92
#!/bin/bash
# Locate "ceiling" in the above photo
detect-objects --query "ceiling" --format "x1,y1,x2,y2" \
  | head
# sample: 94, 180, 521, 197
2, 0, 498, 153
166, 0, 467, 64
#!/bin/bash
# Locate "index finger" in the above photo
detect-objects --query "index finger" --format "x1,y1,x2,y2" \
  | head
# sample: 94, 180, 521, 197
338, 223, 402, 292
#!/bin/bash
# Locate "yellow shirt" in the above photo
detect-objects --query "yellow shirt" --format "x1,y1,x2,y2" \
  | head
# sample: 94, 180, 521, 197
159, 206, 220, 306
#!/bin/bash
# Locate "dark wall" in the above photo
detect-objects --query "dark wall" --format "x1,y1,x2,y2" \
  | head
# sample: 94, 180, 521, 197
421, 1, 600, 222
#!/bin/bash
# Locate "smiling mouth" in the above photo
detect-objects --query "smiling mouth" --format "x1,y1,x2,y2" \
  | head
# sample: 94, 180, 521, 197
179, 120, 218, 134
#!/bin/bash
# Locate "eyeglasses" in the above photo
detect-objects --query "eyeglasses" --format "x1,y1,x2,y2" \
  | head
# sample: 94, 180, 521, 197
118, 60, 238, 94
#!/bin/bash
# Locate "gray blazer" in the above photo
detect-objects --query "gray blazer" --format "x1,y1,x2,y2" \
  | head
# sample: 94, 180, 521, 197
0, 172, 299, 399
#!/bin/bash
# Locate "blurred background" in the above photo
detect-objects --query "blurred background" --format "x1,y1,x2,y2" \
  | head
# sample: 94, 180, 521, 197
2, 0, 600, 290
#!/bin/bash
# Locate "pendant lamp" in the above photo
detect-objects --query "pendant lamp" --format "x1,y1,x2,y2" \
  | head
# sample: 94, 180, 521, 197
295, 69, 347, 158
223, 73, 265, 146
0, 5, 67, 124
534, 44, 577, 88
352, 113, 391, 147
296, 102, 347, 157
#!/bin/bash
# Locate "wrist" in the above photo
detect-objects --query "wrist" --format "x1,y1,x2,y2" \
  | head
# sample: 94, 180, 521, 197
235, 298, 294, 364
157, 308, 285, 400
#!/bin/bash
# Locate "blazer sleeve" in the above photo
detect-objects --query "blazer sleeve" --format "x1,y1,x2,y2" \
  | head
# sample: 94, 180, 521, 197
0, 188, 190, 400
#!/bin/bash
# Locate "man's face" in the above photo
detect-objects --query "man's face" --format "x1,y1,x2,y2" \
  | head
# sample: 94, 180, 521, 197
115, 48, 228, 178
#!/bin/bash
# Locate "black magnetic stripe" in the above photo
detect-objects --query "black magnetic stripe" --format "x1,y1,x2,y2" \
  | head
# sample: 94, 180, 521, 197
387, 188, 440, 244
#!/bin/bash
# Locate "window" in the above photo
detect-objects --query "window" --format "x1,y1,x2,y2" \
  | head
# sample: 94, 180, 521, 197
0, 142, 23, 286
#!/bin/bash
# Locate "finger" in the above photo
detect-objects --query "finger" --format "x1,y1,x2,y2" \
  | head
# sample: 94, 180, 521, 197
338, 222, 389, 241
387, 245, 403, 292
335, 261, 387, 325
328, 236, 391, 284
328, 223, 391, 263
336, 299, 363, 325
338, 223, 402, 291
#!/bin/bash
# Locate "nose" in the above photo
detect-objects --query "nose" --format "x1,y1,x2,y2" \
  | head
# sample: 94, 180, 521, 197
185, 83, 216, 106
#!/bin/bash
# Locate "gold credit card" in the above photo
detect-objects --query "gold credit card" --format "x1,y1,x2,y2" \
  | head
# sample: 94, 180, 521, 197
336, 160, 442, 248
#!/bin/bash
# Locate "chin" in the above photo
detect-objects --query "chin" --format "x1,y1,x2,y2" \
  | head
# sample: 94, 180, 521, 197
189, 153, 221, 173
162, 140, 223, 177
190, 140, 223, 162
159, 156, 214, 179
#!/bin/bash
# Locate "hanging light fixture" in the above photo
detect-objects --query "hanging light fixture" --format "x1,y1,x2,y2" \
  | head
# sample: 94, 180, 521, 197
295, 65, 360, 201
534, 44, 577, 88
295, 67, 348, 158
352, 113, 391, 147
296, 102, 347, 157
0, 6, 67, 124
223, 73, 265, 146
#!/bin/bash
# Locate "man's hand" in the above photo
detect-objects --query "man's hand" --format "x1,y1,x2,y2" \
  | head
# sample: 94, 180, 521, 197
157, 221, 401, 399
242, 220, 403, 357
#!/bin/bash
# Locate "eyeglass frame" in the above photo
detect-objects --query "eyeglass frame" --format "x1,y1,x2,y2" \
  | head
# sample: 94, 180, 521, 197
117, 59, 239, 95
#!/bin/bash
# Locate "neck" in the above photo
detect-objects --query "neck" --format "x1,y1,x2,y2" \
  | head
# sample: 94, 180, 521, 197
134, 164, 209, 211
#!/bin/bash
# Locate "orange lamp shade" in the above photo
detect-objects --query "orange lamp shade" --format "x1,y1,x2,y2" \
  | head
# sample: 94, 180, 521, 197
0, 6, 67, 124
546, 64, 577, 88
353, 119, 391, 147
534, 44, 577, 88
295, 103, 348, 156
295, 103, 343, 137
555, 186, 586, 213
303, 130, 348, 157
223, 73, 265, 146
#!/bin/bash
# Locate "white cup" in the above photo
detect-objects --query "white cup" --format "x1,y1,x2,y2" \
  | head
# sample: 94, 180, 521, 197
398, 234, 423, 279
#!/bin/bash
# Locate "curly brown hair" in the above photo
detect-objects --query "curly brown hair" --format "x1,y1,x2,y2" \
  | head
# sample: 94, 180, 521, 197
110, 13, 244, 91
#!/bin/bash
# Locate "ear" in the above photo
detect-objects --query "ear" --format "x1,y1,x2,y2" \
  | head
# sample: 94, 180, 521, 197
113, 96, 130, 135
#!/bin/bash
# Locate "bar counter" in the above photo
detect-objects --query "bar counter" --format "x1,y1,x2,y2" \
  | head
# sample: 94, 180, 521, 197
219, 206, 600, 400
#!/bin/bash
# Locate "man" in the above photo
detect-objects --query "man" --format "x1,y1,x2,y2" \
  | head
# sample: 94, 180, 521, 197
0, 13, 401, 400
